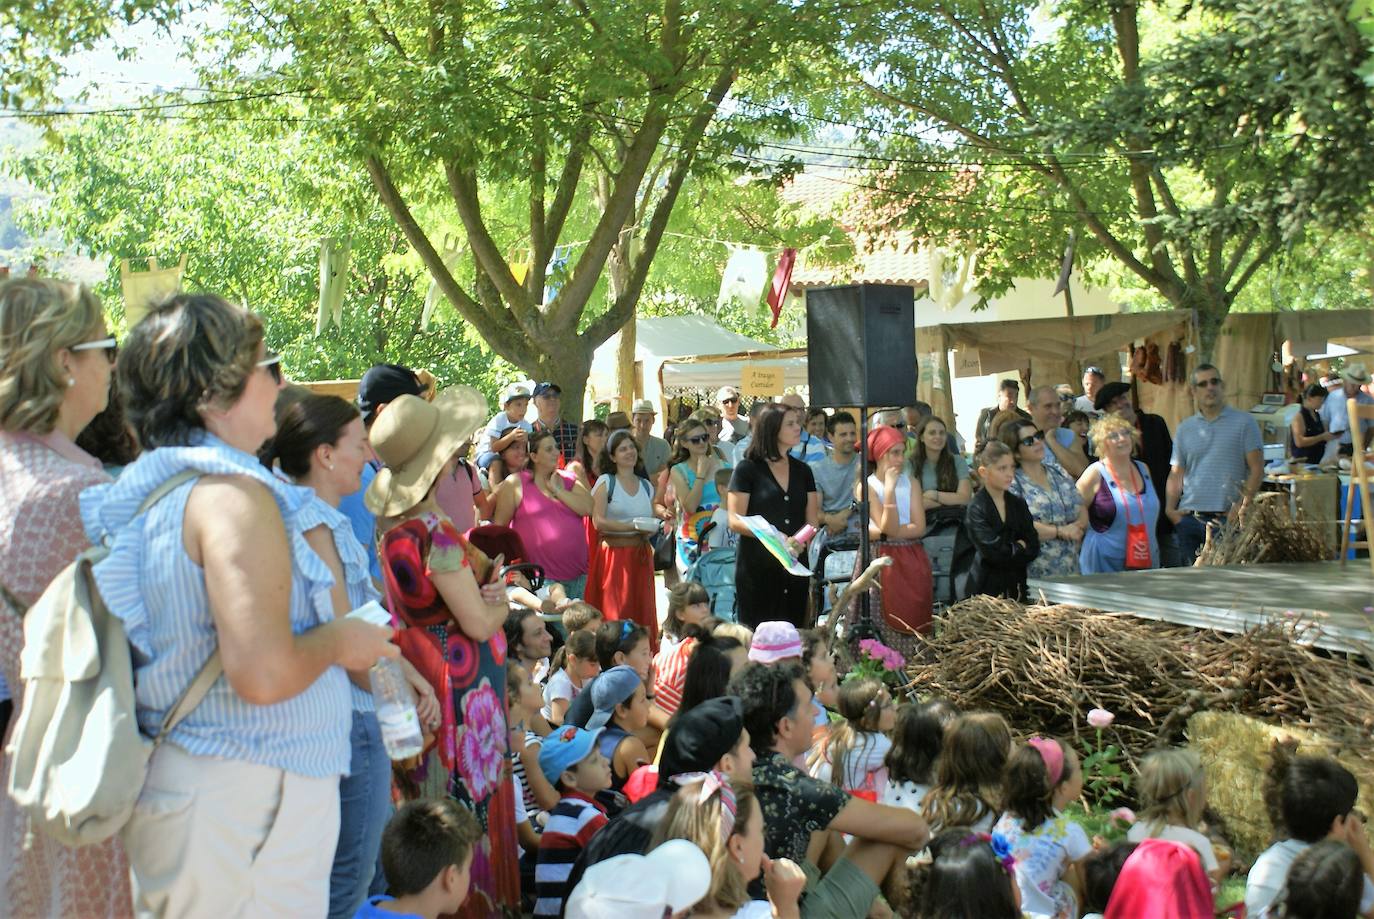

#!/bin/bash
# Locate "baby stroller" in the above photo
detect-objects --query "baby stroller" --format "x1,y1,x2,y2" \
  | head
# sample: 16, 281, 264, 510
923, 506, 975, 608
685, 522, 738, 623
810, 532, 860, 625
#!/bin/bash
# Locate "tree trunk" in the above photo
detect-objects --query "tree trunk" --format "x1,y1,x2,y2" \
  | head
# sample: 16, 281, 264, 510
608, 229, 637, 413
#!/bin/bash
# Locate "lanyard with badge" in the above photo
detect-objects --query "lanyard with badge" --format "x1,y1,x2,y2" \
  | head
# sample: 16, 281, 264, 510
1103, 460, 1152, 569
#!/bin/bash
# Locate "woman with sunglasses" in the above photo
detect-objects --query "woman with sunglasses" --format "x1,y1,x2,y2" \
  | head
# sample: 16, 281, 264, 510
81, 294, 399, 915
0, 278, 126, 916
669, 418, 724, 576
1077, 413, 1161, 574
999, 421, 1086, 578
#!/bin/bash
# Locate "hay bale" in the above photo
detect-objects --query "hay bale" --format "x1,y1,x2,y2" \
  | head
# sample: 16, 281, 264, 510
1188, 711, 1374, 861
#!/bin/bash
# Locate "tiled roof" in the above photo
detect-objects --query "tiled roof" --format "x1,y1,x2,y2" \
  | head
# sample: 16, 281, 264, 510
779, 170, 930, 290
791, 230, 930, 290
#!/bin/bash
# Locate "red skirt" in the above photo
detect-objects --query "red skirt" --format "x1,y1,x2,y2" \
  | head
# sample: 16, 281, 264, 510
849, 538, 933, 661
585, 542, 658, 650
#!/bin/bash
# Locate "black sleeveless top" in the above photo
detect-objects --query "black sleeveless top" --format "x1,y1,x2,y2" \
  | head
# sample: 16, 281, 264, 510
1290, 407, 1326, 464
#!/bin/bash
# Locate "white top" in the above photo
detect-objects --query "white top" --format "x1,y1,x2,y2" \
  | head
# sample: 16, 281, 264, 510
732, 901, 774, 919
541, 668, 578, 720
593, 473, 654, 521
867, 473, 914, 527
513, 772, 528, 824
991, 811, 1092, 919
1246, 838, 1374, 918
1126, 820, 1219, 872
879, 780, 930, 816
477, 411, 534, 455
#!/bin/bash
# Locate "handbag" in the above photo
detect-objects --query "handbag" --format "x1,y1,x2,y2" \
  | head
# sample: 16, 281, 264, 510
1103, 461, 1152, 569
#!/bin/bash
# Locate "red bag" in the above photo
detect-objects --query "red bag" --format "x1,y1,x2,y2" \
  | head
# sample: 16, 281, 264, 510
1104, 461, 1152, 569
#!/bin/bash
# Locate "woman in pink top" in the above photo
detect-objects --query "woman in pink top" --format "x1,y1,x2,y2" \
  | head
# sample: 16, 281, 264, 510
492, 429, 593, 597
0, 278, 130, 918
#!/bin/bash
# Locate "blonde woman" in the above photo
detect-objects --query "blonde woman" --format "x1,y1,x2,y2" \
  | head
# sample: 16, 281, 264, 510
650, 773, 806, 919
1077, 414, 1160, 574
0, 278, 124, 916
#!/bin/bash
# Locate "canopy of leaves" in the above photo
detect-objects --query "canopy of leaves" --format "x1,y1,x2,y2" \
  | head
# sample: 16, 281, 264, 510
843, 0, 1374, 353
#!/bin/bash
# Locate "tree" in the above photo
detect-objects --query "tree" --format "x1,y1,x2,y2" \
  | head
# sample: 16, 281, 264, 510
203, 0, 842, 416
844, 0, 1374, 358
8, 112, 512, 396
0, 0, 178, 108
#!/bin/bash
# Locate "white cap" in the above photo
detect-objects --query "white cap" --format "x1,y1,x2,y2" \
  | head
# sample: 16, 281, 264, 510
503, 382, 533, 404
564, 839, 711, 919
716, 385, 740, 401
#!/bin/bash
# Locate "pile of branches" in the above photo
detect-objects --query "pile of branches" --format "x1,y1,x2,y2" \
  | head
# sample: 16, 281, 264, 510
1196, 492, 1331, 566
907, 597, 1374, 761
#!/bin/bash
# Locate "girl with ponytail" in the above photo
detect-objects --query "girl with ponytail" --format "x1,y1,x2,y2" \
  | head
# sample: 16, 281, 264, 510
809, 677, 896, 801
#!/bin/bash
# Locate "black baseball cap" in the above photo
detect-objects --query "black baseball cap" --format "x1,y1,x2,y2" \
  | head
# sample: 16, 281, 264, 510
657, 696, 745, 786
533, 382, 562, 397
358, 363, 425, 422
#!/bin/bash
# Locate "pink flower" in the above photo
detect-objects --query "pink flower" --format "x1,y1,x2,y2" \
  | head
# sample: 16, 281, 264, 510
1087, 708, 1115, 729
1110, 807, 1136, 826
457, 679, 507, 801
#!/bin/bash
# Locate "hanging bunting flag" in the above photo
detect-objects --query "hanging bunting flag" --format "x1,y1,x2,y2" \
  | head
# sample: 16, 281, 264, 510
316, 237, 351, 335
543, 244, 572, 306
422, 236, 466, 330
766, 248, 797, 328
716, 246, 768, 313
121, 253, 187, 328
510, 254, 531, 286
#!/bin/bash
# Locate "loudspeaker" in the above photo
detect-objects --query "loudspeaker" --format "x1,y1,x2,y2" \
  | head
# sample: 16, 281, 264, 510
805, 284, 916, 407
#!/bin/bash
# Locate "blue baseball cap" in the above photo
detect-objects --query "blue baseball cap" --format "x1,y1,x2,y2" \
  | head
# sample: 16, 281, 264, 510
586, 665, 644, 731
539, 725, 604, 785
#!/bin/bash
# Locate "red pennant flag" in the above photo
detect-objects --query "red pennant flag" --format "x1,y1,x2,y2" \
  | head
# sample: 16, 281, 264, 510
766, 248, 797, 328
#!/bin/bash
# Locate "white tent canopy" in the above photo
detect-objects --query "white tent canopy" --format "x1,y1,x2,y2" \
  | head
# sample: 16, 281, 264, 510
587, 316, 809, 419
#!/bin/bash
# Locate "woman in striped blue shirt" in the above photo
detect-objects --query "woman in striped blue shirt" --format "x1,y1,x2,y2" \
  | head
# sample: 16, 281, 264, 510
261, 390, 442, 919
83, 294, 398, 916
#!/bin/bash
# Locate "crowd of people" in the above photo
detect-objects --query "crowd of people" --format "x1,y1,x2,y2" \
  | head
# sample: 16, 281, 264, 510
1, 278, 1372, 919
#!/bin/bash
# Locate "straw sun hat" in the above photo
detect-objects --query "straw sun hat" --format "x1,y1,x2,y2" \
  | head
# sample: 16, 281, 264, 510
364, 387, 489, 517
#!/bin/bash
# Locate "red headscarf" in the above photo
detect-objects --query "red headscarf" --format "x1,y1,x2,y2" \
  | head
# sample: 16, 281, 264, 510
866, 424, 906, 464
1105, 838, 1214, 919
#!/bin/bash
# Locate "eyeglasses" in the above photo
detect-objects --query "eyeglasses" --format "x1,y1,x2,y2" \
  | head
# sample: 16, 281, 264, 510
257, 351, 283, 385
1019, 430, 1046, 447
71, 337, 118, 363
720, 397, 739, 405
684, 434, 710, 445
890, 421, 907, 430
1194, 377, 1222, 388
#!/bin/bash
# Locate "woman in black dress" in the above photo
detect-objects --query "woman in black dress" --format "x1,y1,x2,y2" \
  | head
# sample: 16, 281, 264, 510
965, 441, 1040, 601
726, 401, 820, 628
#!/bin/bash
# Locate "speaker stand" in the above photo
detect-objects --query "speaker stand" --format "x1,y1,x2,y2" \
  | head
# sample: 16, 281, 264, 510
848, 405, 880, 650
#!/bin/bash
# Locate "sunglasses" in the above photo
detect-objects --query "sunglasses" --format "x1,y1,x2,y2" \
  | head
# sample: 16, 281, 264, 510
684, 434, 710, 445
720, 397, 739, 405
258, 351, 283, 385
1194, 377, 1222, 388
71, 337, 118, 364
1019, 430, 1046, 447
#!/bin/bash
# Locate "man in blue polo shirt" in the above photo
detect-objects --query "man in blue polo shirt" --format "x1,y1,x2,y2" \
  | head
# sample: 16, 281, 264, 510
1165, 363, 1264, 564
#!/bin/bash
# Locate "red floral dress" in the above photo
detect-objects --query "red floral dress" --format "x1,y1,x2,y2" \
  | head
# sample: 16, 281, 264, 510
380, 511, 519, 918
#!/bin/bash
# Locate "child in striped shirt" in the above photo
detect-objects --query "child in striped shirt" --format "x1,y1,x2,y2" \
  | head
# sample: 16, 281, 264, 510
532, 726, 613, 918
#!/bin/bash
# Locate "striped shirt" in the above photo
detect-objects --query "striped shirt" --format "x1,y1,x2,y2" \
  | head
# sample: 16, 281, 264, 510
534, 791, 607, 917
1169, 406, 1262, 513
81, 433, 351, 778
652, 636, 695, 716
297, 494, 381, 713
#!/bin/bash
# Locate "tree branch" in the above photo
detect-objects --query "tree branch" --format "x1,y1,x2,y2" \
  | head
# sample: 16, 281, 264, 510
1227, 240, 1279, 301
443, 160, 542, 335
365, 153, 533, 366
584, 64, 736, 344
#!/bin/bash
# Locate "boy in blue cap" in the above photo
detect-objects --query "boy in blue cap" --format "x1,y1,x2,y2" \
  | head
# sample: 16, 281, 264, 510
533, 726, 613, 918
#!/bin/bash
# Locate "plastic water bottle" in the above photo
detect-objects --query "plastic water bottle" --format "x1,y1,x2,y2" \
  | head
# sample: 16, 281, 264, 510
369, 658, 425, 761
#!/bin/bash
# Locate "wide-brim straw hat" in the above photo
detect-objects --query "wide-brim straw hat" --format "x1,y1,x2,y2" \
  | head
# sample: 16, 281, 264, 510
365, 387, 489, 517
1342, 362, 1370, 385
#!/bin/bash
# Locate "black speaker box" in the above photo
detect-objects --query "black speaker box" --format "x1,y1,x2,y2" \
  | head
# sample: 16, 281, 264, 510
805, 284, 916, 407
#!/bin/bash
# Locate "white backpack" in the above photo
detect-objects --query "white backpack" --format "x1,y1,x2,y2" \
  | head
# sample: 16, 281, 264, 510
5, 471, 221, 847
